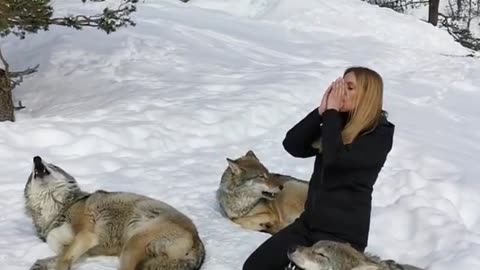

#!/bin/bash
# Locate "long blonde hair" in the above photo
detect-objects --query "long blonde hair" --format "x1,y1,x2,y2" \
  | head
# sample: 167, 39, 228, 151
341, 66, 384, 144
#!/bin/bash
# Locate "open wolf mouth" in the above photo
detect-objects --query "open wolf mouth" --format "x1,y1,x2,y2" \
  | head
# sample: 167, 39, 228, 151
33, 156, 50, 179
285, 261, 305, 270
261, 191, 278, 199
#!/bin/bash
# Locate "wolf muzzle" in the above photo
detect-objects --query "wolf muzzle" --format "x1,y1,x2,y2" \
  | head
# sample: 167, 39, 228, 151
33, 156, 50, 179
285, 261, 304, 270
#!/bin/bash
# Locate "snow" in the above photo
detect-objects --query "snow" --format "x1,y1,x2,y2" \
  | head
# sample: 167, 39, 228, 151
0, 0, 479, 269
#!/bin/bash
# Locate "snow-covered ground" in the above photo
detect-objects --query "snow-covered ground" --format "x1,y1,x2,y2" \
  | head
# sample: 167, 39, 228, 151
0, 0, 479, 269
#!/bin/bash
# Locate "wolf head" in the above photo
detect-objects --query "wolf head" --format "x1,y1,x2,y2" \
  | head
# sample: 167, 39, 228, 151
286, 240, 380, 270
24, 156, 84, 240
221, 150, 284, 200
25, 156, 80, 193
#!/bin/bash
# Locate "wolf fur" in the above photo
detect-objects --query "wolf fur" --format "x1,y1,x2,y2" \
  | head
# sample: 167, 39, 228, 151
216, 150, 308, 234
24, 156, 205, 270
286, 240, 425, 270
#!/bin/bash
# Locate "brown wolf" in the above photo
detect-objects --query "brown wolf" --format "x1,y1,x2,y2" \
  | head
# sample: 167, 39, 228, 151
24, 156, 205, 270
217, 150, 308, 234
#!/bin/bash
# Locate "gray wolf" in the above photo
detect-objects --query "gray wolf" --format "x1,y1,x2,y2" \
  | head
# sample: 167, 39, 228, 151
24, 156, 205, 270
286, 240, 425, 270
217, 150, 308, 234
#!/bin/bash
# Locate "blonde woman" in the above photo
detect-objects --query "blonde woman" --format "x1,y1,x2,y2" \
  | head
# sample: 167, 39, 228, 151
243, 66, 395, 270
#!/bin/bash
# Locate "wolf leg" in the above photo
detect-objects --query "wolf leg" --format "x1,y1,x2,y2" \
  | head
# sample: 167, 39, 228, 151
117, 227, 183, 270
119, 225, 203, 270
233, 213, 276, 233
118, 233, 148, 270
55, 231, 98, 270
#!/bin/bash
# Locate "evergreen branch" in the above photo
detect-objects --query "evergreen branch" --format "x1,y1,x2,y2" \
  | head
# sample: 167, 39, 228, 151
49, 0, 137, 33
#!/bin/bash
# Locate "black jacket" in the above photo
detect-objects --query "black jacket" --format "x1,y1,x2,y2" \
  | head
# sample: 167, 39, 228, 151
282, 108, 394, 249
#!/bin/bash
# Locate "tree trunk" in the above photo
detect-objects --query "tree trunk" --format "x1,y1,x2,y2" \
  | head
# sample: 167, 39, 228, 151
458, 0, 463, 15
0, 69, 15, 122
429, 0, 440, 26
467, 0, 473, 28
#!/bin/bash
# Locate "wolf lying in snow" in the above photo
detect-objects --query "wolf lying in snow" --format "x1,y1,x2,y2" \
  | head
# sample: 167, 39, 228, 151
217, 150, 309, 234
286, 240, 425, 270
24, 156, 205, 270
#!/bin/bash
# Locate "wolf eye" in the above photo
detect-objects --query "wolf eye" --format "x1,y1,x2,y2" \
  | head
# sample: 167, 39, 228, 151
249, 174, 265, 180
255, 174, 268, 181
313, 250, 328, 258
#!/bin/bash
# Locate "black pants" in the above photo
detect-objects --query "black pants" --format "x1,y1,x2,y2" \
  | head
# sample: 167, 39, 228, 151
242, 218, 365, 270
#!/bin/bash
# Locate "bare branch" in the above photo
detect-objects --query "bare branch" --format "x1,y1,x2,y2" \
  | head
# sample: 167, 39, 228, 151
8, 64, 39, 90
438, 12, 480, 51
0, 48, 39, 91
14, 100, 26, 111
9, 64, 39, 78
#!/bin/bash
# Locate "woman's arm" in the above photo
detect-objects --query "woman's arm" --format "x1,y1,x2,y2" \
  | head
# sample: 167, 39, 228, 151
321, 109, 394, 168
282, 108, 323, 158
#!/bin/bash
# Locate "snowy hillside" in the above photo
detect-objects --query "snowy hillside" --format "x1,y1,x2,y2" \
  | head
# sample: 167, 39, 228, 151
0, 0, 479, 269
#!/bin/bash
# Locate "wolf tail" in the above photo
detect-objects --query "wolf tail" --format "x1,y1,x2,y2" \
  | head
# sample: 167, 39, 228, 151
138, 235, 206, 270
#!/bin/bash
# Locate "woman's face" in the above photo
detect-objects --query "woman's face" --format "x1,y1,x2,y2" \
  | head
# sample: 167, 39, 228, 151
340, 71, 358, 112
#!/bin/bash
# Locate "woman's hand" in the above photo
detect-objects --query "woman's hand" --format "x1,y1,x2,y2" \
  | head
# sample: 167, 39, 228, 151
318, 83, 332, 115
326, 77, 345, 111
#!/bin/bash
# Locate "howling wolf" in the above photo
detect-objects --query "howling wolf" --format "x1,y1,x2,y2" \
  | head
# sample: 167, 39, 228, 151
24, 156, 205, 270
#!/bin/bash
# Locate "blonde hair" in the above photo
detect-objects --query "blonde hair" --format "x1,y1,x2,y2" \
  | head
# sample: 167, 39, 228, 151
341, 66, 384, 144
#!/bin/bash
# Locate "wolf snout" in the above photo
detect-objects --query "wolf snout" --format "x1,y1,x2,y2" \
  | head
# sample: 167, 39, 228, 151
33, 156, 49, 178
33, 156, 42, 166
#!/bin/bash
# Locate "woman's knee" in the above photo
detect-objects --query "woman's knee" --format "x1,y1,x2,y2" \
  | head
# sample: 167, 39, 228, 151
242, 249, 265, 270
242, 236, 289, 270
242, 221, 307, 270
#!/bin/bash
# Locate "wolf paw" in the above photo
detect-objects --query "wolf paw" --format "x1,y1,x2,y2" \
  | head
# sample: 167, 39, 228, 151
259, 222, 276, 233
29, 257, 56, 270
30, 261, 49, 270
260, 222, 272, 229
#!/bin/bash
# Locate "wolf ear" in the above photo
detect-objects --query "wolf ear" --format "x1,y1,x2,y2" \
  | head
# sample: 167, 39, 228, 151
226, 158, 242, 174
244, 150, 259, 160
